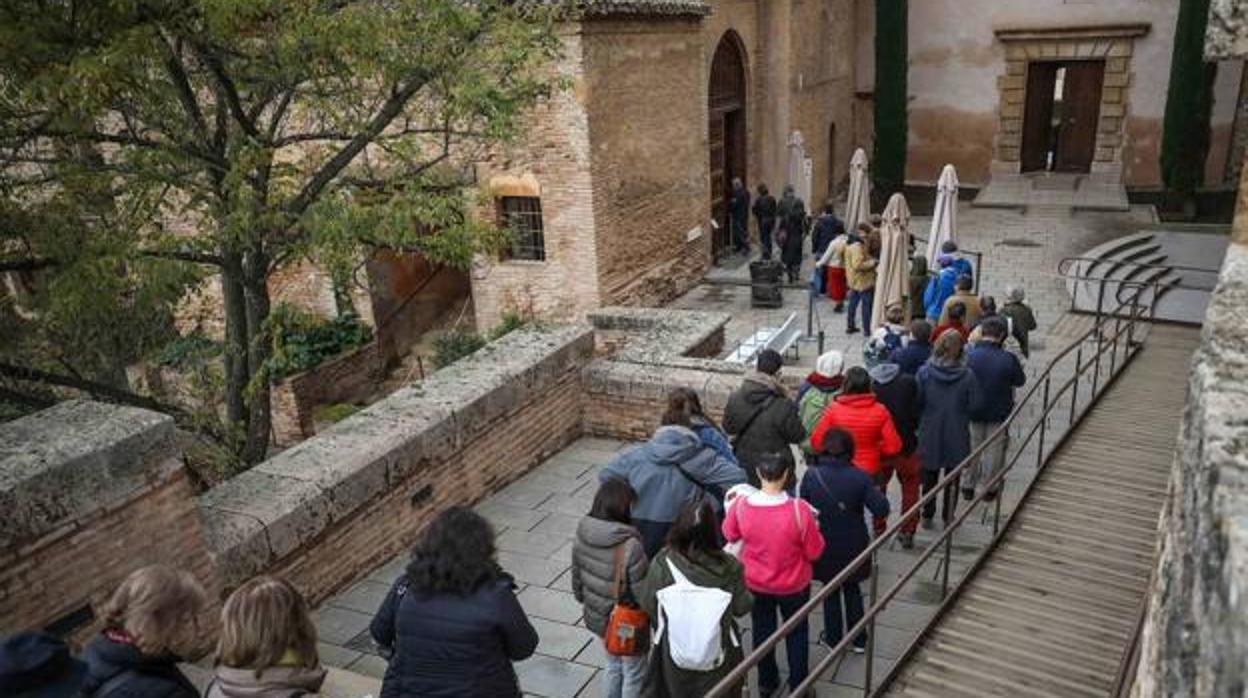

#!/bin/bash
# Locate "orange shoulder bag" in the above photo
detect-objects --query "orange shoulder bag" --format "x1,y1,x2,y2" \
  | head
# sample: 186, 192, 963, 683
604, 540, 650, 656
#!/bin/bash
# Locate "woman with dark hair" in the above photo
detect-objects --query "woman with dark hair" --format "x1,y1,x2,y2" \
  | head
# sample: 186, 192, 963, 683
370, 507, 537, 698
572, 480, 649, 698
667, 387, 736, 466
722, 455, 824, 697
800, 429, 890, 653
638, 501, 753, 697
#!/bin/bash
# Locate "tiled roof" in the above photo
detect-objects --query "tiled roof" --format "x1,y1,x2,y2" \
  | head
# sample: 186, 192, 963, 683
576, 0, 712, 18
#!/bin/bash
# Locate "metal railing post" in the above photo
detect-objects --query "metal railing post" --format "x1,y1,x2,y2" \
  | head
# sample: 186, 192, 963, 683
1038, 376, 1050, 469
1070, 345, 1082, 427
864, 549, 880, 696
807, 288, 815, 337
940, 526, 954, 599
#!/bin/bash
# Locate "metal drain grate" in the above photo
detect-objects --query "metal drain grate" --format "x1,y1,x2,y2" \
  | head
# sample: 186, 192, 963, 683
998, 238, 1044, 248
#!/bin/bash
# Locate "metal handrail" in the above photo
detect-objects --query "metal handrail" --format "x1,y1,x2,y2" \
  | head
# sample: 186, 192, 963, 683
1057, 255, 1219, 324
1057, 255, 1222, 279
706, 279, 1160, 698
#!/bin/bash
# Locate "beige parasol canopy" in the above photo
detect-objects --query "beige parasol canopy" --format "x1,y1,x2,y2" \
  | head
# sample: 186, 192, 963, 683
845, 147, 871, 231
926, 164, 959, 269
871, 192, 911, 331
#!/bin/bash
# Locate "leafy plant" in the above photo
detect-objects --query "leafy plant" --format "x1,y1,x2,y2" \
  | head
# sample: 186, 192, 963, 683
265, 305, 373, 381
488, 312, 530, 341
154, 333, 223, 369
432, 330, 488, 369
314, 402, 362, 425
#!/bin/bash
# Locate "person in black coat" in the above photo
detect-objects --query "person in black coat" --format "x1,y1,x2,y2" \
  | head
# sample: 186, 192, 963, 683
964, 317, 1027, 501
810, 201, 844, 262
777, 185, 808, 282
370, 507, 538, 698
730, 178, 751, 254
869, 361, 923, 548
80, 566, 207, 698
916, 331, 980, 527
800, 429, 889, 653
723, 349, 806, 490
1, 631, 87, 698
753, 183, 778, 260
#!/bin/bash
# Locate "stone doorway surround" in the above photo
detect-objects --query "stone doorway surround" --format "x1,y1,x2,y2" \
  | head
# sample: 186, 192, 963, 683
992, 23, 1150, 183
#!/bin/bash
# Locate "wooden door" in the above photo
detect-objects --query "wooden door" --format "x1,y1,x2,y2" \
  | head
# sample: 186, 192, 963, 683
1055, 61, 1105, 173
1021, 62, 1058, 173
709, 113, 728, 253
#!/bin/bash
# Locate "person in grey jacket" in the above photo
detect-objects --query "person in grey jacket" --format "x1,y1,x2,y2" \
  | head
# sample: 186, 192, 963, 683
599, 412, 747, 558
571, 479, 649, 698
724, 349, 806, 489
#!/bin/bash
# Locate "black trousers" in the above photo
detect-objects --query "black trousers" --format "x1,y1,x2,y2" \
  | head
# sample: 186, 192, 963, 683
921, 468, 959, 523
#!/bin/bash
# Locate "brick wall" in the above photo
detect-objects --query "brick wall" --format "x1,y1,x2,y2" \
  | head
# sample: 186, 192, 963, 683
199, 325, 595, 602
0, 402, 217, 640
270, 342, 385, 446
271, 372, 584, 604
470, 28, 601, 331
583, 17, 711, 308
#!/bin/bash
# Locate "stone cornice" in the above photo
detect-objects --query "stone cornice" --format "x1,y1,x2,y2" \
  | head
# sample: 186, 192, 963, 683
994, 23, 1151, 43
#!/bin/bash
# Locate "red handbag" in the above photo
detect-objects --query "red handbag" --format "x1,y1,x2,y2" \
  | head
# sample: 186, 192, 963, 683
604, 540, 650, 657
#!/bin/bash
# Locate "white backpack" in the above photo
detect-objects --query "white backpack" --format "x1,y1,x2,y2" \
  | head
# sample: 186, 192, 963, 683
655, 556, 736, 671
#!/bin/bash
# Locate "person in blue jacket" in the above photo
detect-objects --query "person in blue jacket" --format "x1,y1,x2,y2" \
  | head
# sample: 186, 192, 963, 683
923, 255, 960, 322
600, 405, 747, 557
965, 317, 1027, 501
668, 387, 737, 466
889, 319, 933, 376
799, 428, 890, 652
370, 507, 538, 698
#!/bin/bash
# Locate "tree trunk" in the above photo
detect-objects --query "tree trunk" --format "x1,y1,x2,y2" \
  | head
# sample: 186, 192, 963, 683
239, 248, 272, 465
221, 252, 249, 433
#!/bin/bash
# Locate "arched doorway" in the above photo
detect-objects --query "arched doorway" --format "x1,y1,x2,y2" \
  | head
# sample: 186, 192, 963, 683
709, 32, 747, 259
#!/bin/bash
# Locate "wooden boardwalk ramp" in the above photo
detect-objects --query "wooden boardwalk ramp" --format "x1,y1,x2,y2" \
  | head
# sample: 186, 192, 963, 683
882, 325, 1201, 698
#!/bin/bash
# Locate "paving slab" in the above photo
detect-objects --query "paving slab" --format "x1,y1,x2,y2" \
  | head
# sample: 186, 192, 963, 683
528, 616, 596, 660
515, 654, 597, 698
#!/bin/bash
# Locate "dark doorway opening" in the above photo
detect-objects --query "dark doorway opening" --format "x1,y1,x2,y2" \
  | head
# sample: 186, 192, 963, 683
827, 122, 837, 199
1020, 60, 1105, 174
709, 32, 747, 260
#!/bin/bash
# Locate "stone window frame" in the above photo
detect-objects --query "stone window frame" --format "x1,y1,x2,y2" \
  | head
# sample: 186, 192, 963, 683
992, 23, 1150, 178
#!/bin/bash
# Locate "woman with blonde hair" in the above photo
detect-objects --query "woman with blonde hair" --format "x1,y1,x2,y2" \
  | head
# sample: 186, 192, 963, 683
81, 565, 207, 698
206, 576, 326, 698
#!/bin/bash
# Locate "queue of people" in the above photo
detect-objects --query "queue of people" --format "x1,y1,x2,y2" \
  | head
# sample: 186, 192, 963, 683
6, 274, 1036, 698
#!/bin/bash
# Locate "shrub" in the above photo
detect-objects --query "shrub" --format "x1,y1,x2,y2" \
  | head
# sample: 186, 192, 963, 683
266, 305, 373, 381
432, 329, 487, 368
154, 333, 222, 369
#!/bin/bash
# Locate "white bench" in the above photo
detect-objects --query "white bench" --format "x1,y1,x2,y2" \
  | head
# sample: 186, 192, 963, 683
725, 312, 801, 364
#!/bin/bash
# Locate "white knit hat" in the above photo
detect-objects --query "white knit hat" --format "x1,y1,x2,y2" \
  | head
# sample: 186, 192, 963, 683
815, 350, 844, 378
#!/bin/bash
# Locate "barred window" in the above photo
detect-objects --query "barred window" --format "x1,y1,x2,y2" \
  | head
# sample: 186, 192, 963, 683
498, 196, 546, 261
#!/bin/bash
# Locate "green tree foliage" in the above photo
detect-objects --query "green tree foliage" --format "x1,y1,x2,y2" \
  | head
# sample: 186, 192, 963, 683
0, 0, 565, 463
1161, 0, 1216, 212
873, 0, 909, 206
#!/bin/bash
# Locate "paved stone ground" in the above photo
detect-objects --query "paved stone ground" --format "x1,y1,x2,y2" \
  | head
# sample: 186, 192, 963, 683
682, 201, 1157, 374
312, 203, 1156, 696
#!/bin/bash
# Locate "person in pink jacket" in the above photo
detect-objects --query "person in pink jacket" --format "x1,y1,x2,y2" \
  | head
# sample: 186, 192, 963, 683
722, 454, 825, 697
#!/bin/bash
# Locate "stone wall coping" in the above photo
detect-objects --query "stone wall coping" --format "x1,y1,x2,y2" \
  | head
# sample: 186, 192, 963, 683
994, 23, 1151, 42
1206, 0, 1248, 60
0, 400, 178, 546
588, 305, 731, 364
197, 324, 594, 586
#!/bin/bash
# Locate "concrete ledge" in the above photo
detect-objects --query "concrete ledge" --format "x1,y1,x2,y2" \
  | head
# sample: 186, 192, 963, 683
198, 324, 594, 587
588, 306, 733, 370
0, 400, 178, 545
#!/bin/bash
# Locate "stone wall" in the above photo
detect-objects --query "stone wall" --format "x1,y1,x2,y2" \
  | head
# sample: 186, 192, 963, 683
198, 325, 595, 602
0, 401, 217, 640
1133, 162, 1248, 696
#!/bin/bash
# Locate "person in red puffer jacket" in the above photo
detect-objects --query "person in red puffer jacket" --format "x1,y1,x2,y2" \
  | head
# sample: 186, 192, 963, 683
810, 366, 902, 478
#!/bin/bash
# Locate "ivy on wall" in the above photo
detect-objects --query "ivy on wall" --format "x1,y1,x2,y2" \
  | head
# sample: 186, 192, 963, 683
873, 0, 909, 204
1161, 0, 1217, 210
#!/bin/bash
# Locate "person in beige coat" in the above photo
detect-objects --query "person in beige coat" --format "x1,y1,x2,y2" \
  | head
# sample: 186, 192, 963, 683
938, 274, 982, 328
844, 222, 878, 335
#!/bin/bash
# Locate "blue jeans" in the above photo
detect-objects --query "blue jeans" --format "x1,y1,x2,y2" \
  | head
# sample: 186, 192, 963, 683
603, 650, 646, 698
847, 287, 874, 331
822, 580, 866, 650
751, 587, 811, 692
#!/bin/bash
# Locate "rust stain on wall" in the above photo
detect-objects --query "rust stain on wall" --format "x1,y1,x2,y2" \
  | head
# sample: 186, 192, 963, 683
1124, 116, 1162, 187
908, 107, 997, 184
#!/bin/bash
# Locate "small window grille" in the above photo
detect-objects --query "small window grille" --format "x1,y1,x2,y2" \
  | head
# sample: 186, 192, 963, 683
498, 196, 546, 261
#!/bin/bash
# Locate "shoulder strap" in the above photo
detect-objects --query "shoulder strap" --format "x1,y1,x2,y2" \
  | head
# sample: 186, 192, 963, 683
734, 395, 777, 441
793, 498, 806, 542
665, 556, 692, 586
612, 541, 627, 601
